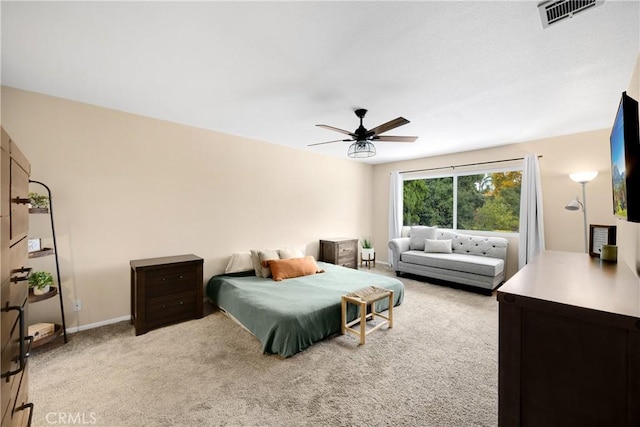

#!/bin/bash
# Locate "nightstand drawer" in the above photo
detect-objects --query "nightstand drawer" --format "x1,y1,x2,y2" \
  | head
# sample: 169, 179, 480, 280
146, 290, 196, 324
337, 261, 357, 269
337, 247, 355, 263
145, 267, 196, 297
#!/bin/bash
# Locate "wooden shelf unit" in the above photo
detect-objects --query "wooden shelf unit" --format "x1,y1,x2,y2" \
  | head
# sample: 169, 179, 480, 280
28, 248, 54, 258
28, 286, 58, 303
27, 180, 68, 346
30, 324, 63, 349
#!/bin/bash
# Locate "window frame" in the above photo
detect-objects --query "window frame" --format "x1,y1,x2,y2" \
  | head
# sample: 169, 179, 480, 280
401, 164, 523, 235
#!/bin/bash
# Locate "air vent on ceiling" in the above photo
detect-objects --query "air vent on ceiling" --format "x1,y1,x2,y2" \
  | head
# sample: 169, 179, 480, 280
538, 0, 603, 28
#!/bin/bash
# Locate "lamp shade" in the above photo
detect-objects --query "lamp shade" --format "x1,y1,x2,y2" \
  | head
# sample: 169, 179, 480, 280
347, 141, 376, 158
565, 197, 582, 211
569, 171, 598, 183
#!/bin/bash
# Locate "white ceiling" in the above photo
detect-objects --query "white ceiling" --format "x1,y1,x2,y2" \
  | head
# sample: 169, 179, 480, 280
1, 1, 639, 164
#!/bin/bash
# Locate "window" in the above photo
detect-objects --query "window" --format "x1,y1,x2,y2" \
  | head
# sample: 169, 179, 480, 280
403, 169, 522, 232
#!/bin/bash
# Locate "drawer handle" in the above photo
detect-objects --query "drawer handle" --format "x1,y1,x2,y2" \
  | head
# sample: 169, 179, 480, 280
12, 197, 31, 205
161, 301, 184, 309
1, 305, 33, 380
10, 267, 32, 283
14, 402, 34, 427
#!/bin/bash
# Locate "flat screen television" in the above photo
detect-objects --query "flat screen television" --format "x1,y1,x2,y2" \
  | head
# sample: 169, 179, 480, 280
610, 91, 640, 222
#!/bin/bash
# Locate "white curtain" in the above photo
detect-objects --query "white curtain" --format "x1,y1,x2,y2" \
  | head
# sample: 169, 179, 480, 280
389, 171, 403, 267
518, 154, 545, 269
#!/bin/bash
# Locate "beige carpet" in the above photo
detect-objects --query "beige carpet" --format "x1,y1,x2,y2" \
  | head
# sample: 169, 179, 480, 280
29, 265, 498, 426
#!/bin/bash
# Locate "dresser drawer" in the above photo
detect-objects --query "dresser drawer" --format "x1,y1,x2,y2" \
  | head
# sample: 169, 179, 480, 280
146, 291, 196, 325
1, 139, 9, 218
1, 284, 17, 351
10, 368, 30, 427
1, 308, 27, 415
1, 218, 9, 284
337, 261, 357, 269
9, 159, 29, 247
337, 245, 356, 263
8, 238, 29, 310
145, 267, 196, 297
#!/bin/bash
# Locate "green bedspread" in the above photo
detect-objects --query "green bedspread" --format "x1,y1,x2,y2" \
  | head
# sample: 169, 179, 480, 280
206, 262, 404, 357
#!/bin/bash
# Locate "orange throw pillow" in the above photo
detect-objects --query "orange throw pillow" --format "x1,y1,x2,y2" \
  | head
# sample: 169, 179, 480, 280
267, 256, 324, 282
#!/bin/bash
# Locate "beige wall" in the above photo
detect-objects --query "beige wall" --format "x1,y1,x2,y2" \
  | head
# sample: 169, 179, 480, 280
1, 87, 374, 329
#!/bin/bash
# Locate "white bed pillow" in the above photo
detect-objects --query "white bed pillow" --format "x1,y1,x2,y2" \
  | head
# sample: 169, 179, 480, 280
409, 226, 437, 250
278, 247, 305, 259
250, 249, 278, 278
424, 239, 452, 254
224, 252, 254, 274
257, 249, 280, 278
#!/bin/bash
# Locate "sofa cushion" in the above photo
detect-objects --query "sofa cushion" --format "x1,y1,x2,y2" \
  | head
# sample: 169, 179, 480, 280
409, 226, 437, 251
424, 239, 452, 254
400, 250, 504, 277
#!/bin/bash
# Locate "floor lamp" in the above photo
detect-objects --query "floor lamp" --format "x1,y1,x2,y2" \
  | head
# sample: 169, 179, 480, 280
565, 171, 598, 253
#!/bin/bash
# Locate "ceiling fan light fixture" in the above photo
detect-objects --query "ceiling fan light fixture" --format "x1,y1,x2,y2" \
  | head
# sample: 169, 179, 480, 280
347, 141, 376, 158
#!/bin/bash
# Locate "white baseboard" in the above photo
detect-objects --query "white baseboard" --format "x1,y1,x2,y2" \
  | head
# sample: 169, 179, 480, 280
65, 315, 131, 334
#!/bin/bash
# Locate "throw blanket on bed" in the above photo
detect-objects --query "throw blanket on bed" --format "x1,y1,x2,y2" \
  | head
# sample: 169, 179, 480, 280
207, 262, 404, 357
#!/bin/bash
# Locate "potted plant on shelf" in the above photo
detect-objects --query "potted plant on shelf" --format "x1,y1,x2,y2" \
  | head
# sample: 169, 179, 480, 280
361, 238, 375, 261
28, 192, 49, 210
29, 271, 53, 295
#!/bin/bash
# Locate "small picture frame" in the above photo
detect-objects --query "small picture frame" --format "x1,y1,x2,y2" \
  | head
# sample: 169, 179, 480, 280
589, 225, 616, 258
28, 238, 41, 253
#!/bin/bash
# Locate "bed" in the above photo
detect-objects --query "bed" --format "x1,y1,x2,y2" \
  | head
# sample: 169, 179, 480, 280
206, 261, 404, 357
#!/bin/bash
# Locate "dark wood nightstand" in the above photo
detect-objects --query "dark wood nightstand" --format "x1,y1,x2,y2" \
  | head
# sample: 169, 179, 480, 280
319, 238, 358, 269
130, 254, 203, 335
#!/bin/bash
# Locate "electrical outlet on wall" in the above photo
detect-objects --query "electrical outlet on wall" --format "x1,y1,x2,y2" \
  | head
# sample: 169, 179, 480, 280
72, 299, 82, 312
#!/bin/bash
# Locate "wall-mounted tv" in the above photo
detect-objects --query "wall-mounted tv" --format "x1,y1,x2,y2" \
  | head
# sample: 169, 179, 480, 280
610, 91, 640, 222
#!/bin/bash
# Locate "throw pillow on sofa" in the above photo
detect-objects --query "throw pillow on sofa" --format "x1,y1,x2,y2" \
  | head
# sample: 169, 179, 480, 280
424, 239, 452, 254
409, 226, 437, 251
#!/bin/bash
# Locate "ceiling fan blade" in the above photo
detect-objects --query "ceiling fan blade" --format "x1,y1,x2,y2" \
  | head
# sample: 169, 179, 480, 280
307, 139, 350, 147
374, 135, 418, 143
368, 117, 410, 136
316, 124, 356, 137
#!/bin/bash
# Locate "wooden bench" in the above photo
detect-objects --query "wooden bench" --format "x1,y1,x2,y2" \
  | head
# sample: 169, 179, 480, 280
341, 286, 393, 345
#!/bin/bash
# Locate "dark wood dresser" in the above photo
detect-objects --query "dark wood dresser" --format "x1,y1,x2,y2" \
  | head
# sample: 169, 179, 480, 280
130, 254, 203, 335
1, 127, 34, 426
319, 238, 358, 269
497, 250, 640, 427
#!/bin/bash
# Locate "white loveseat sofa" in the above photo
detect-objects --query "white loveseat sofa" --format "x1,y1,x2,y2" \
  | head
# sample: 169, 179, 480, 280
388, 226, 508, 293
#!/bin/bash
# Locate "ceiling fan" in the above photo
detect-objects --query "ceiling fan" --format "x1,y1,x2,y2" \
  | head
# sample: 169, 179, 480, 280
308, 108, 418, 158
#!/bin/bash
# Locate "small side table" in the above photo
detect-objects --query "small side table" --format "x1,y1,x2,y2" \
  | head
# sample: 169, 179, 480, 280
319, 238, 358, 269
341, 286, 394, 345
360, 252, 376, 269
